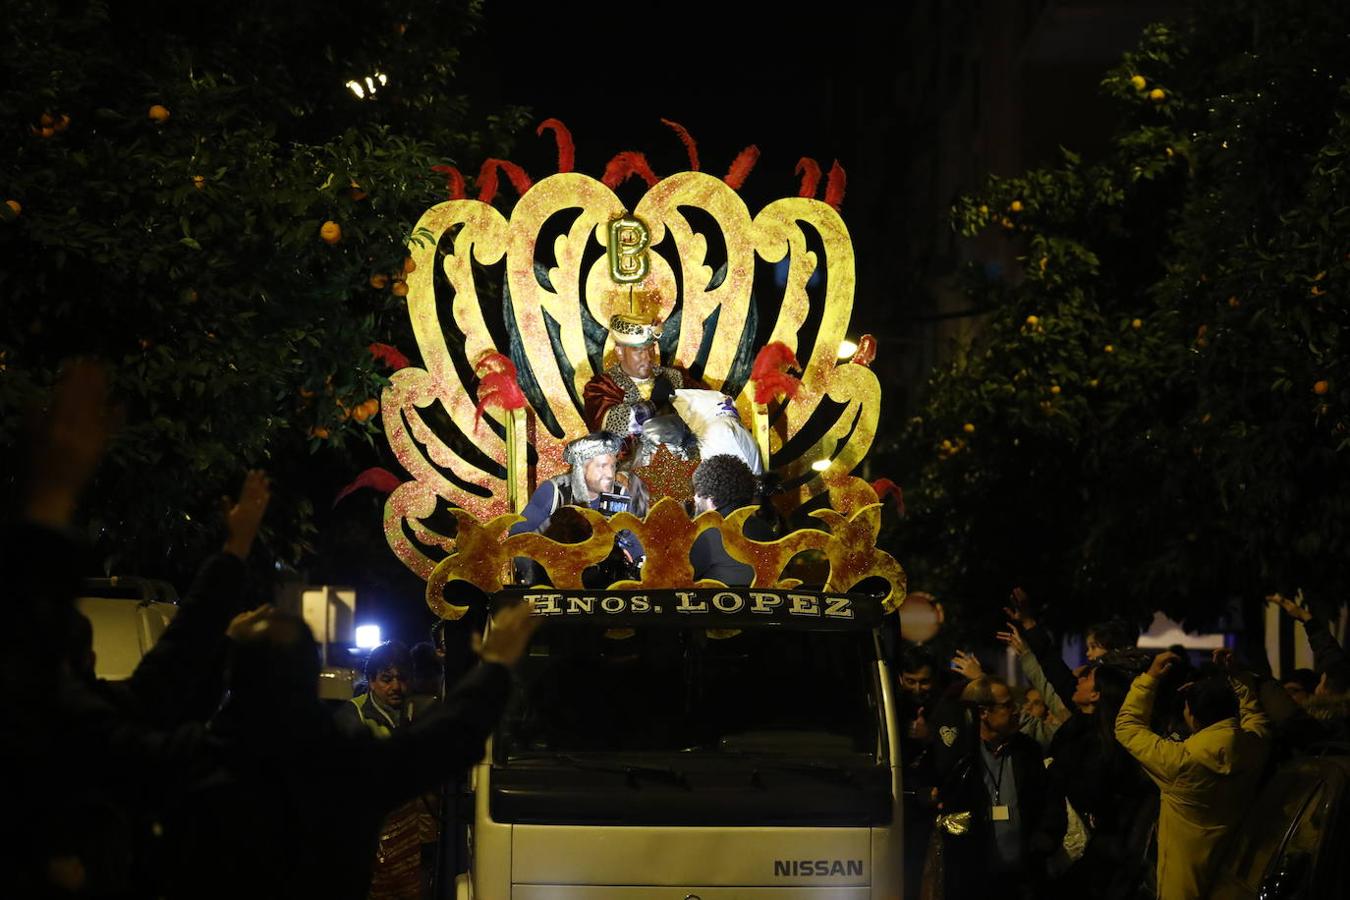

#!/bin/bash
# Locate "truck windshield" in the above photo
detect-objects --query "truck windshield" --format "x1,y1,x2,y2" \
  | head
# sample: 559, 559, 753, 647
495, 624, 883, 761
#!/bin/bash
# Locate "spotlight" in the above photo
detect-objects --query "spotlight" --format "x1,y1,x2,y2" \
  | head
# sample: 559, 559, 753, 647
354, 624, 382, 649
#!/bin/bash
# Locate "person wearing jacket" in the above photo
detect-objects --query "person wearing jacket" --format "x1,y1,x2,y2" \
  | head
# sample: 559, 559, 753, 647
931, 675, 1064, 899
1114, 650, 1272, 900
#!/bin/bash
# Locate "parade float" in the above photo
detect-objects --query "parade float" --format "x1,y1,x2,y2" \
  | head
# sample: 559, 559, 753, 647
380, 120, 908, 897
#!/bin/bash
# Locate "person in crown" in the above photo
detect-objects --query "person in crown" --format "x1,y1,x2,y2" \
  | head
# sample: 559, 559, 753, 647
582, 307, 701, 436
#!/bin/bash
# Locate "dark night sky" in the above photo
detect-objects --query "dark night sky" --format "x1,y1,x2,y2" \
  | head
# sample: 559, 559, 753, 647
468, 3, 872, 210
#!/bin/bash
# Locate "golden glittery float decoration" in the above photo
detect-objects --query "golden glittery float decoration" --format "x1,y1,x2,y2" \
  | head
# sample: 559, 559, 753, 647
607, 497, 722, 589
504, 506, 618, 590
424, 476, 906, 619
379, 128, 889, 610
633, 444, 701, 503
607, 214, 650, 283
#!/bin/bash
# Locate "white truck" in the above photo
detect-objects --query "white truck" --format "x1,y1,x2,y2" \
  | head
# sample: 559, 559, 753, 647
457, 588, 902, 898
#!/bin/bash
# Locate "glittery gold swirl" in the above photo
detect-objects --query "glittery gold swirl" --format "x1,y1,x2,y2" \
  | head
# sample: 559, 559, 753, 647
424, 510, 521, 619
385, 169, 883, 585
632, 444, 700, 503
607, 497, 721, 589
501, 507, 617, 589
824, 473, 886, 519
812, 504, 908, 613
719, 506, 832, 588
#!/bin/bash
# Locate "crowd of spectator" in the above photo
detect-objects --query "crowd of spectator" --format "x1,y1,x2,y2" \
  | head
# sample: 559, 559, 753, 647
2, 362, 539, 899
896, 585, 1350, 900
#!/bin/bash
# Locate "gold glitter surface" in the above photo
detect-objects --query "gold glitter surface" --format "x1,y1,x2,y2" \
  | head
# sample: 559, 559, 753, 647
719, 506, 832, 588
608, 497, 721, 589
384, 170, 884, 589
502, 507, 617, 590
632, 444, 700, 503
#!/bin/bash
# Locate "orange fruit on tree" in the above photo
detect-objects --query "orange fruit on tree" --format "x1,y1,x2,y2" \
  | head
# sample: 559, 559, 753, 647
4, 199, 20, 218
402, 256, 416, 274
353, 398, 380, 422
1009, 200, 1023, 213
319, 220, 342, 244
1313, 380, 1330, 395
1148, 88, 1165, 102
148, 104, 171, 123
310, 426, 330, 439
192, 175, 206, 190
369, 273, 389, 289
1129, 75, 1147, 91
391, 281, 409, 297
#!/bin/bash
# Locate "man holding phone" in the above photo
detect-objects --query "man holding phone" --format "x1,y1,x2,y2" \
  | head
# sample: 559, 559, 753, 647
510, 432, 647, 582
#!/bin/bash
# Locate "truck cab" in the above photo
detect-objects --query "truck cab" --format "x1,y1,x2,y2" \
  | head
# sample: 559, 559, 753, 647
459, 592, 902, 898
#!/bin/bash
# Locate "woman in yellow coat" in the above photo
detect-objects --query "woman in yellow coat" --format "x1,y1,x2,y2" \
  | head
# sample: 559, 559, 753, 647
1114, 651, 1271, 899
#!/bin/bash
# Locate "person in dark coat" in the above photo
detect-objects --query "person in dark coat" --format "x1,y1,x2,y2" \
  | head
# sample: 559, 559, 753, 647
161, 603, 537, 900
688, 453, 774, 585
1, 362, 275, 897
932, 675, 1064, 900
999, 592, 1156, 899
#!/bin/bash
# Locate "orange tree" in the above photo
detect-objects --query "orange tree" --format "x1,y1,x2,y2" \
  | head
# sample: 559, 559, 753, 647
0, 0, 528, 583
898, 0, 1350, 633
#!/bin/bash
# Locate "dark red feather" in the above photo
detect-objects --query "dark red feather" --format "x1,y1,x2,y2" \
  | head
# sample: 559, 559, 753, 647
473, 351, 527, 430
367, 342, 410, 371
750, 341, 802, 404
795, 157, 822, 198
333, 467, 403, 507
431, 165, 465, 200
660, 118, 700, 171
536, 118, 575, 173
476, 159, 533, 204
601, 152, 660, 189
824, 159, 847, 210
723, 145, 760, 190
871, 478, 905, 516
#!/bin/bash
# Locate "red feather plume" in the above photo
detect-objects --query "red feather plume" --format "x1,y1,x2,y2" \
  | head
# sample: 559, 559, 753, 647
824, 159, 847, 210
795, 157, 822, 198
430, 165, 465, 200
333, 467, 403, 507
723, 145, 760, 190
473, 350, 527, 431
536, 118, 575, 173
660, 118, 700, 171
601, 151, 660, 189
367, 342, 410, 371
750, 341, 802, 404
871, 478, 905, 516
476, 159, 533, 204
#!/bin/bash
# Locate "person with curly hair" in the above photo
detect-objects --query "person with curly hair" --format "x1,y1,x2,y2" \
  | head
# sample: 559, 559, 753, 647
688, 454, 773, 585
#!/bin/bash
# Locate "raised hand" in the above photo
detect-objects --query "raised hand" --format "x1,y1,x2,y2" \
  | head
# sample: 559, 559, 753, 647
223, 470, 271, 559
996, 622, 1028, 656
1002, 586, 1037, 631
25, 359, 118, 527
226, 604, 276, 640
1265, 591, 1312, 623
1147, 650, 1181, 680
475, 600, 540, 667
951, 650, 984, 681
